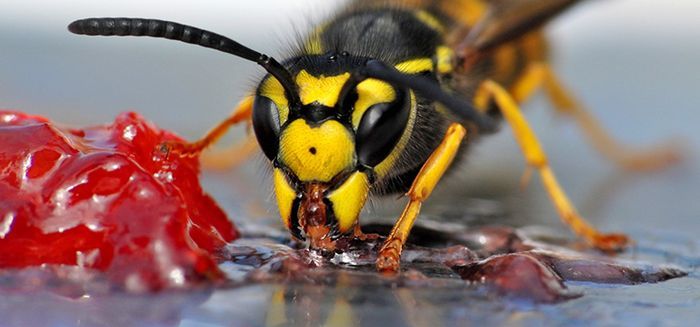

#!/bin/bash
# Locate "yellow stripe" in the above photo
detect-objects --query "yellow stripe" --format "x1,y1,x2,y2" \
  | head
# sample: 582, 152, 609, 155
259, 77, 290, 124
375, 91, 417, 178
414, 10, 445, 33
436, 46, 455, 74
273, 168, 297, 229
352, 79, 396, 128
395, 58, 434, 74
279, 119, 355, 182
296, 70, 351, 107
327, 171, 370, 233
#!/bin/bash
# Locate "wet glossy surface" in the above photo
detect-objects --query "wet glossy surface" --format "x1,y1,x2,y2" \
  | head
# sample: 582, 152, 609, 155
0, 219, 695, 327
220, 224, 685, 303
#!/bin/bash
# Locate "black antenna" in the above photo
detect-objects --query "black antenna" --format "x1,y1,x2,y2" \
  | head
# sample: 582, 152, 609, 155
68, 17, 300, 106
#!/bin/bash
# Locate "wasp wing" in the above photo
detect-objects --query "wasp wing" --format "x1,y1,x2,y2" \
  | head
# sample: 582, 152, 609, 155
458, 0, 586, 59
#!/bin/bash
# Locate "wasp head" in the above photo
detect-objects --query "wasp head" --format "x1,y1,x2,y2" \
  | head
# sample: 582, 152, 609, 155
252, 52, 412, 247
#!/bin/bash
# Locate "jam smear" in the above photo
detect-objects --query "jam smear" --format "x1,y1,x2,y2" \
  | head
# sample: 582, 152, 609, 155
224, 224, 686, 303
0, 111, 238, 291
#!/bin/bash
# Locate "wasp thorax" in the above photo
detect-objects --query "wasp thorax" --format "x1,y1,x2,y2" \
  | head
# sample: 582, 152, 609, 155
278, 119, 355, 183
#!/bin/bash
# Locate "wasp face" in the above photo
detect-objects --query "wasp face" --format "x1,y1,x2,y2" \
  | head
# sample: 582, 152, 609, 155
251, 54, 412, 245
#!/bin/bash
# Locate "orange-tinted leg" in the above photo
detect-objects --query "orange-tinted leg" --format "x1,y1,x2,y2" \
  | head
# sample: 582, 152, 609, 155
200, 135, 258, 171
163, 96, 254, 158
511, 63, 681, 171
376, 123, 467, 273
476, 80, 630, 252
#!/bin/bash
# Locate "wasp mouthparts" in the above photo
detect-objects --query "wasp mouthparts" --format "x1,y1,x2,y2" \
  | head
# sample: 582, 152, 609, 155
300, 184, 327, 227
298, 183, 337, 250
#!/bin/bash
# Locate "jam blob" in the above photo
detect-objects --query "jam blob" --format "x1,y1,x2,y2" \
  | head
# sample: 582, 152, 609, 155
0, 111, 238, 291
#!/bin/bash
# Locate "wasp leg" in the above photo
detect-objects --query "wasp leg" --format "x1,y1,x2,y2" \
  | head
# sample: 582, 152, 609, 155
511, 63, 681, 171
161, 96, 254, 158
199, 135, 258, 170
376, 123, 467, 273
477, 80, 630, 252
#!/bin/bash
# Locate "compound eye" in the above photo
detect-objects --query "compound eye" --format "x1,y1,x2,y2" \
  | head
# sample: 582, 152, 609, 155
252, 95, 282, 160
355, 89, 410, 167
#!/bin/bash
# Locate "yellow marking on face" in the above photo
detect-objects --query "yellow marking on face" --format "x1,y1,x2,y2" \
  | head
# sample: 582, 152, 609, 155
414, 10, 445, 33
395, 58, 434, 74
351, 79, 396, 128
375, 92, 417, 178
273, 168, 298, 229
436, 46, 455, 74
279, 119, 355, 182
259, 77, 290, 124
327, 171, 370, 233
296, 70, 351, 107
348, 60, 423, 139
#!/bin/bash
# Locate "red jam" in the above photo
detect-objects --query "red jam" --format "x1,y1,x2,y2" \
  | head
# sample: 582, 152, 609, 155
0, 111, 238, 291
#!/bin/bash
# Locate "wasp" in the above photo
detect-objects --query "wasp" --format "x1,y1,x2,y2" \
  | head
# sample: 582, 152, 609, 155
68, 0, 679, 273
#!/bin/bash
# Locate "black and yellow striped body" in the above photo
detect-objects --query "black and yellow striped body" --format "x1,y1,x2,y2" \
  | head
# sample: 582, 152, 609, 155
269, 1, 542, 189
300, 5, 454, 195
257, 0, 556, 240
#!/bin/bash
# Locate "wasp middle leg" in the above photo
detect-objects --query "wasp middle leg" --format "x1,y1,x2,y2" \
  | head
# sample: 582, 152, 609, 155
476, 80, 630, 252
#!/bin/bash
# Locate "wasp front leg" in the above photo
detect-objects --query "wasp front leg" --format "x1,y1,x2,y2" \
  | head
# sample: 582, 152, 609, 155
377, 123, 467, 273
162, 96, 254, 159
476, 80, 630, 252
